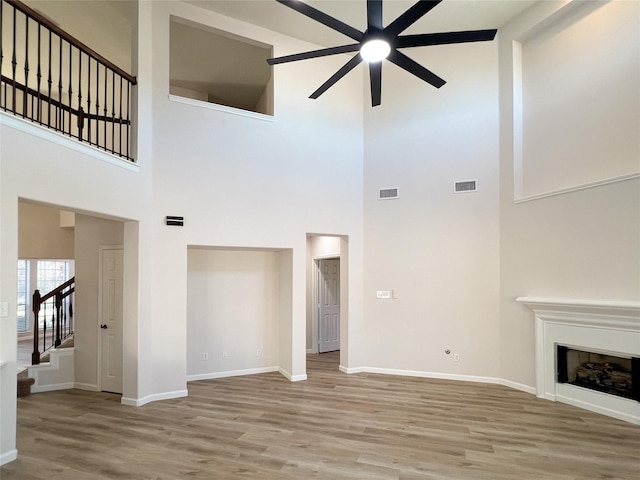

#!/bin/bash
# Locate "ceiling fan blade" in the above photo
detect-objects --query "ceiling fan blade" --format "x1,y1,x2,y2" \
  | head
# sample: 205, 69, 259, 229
369, 62, 382, 107
388, 50, 445, 88
268, 44, 360, 65
397, 29, 497, 48
310, 55, 363, 99
367, 0, 383, 32
385, 0, 442, 37
276, 0, 363, 41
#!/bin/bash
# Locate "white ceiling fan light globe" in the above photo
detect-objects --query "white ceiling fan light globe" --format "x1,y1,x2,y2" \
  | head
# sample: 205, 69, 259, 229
360, 39, 391, 63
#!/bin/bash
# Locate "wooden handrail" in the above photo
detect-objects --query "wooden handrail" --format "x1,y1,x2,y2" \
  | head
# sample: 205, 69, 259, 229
6, 0, 137, 85
0, 75, 132, 125
38, 276, 74, 303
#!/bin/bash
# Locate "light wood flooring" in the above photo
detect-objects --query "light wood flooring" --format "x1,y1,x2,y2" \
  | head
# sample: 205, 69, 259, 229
2, 351, 639, 479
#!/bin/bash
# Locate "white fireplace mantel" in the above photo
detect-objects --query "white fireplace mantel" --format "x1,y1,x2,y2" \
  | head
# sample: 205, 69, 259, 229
517, 297, 640, 424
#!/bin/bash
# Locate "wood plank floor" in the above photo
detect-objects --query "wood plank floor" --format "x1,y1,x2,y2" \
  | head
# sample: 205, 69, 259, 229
2, 352, 639, 479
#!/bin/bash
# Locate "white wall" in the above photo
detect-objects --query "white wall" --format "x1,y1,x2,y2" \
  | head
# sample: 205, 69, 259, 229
19, 202, 75, 259
0, 118, 149, 461
498, 0, 640, 388
519, 1, 639, 197
187, 248, 281, 378
145, 0, 364, 394
363, 35, 501, 378
73, 214, 124, 389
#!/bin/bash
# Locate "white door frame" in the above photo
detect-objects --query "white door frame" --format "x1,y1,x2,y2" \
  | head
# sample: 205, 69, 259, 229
311, 255, 340, 354
97, 245, 123, 392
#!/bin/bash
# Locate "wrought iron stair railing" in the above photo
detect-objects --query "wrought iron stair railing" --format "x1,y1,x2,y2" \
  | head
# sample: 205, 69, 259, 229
0, 0, 136, 161
32, 276, 74, 365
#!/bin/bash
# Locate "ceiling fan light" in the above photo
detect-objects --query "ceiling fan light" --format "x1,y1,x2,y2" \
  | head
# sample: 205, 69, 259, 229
360, 39, 391, 63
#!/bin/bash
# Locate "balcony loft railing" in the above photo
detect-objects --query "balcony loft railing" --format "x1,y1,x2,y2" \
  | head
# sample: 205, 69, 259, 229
0, 0, 136, 161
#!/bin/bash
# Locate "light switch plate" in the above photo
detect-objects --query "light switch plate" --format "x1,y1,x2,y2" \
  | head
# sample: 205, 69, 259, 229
0, 302, 8, 318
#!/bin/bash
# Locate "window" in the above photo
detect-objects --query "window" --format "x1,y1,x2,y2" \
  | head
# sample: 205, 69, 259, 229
17, 260, 29, 333
17, 259, 74, 332
169, 17, 273, 116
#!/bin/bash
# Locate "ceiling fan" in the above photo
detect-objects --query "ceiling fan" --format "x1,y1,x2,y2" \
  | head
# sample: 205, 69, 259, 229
267, 0, 497, 107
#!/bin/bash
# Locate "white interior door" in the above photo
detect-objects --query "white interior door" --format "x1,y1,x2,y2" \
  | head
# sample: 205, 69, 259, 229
318, 258, 340, 353
100, 248, 123, 394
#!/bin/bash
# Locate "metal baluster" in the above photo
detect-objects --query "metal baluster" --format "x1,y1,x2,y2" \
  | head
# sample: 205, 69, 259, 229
95, 62, 100, 148
119, 75, 123, 156
36, 23, 42, 122
47, 29, 52, 127
58, 34, 63, 131
87, 56, 91, 145
78, 50, 83, 141
69, 296, 74, 334
23, 12, 29, 118
126, 80, 130, 159
42, 308, 47, 354
111, 69, 115, 153
11, 6, 17, 112
103, 64, 107, 151
55, 293, 61, 347
67, 41, 72, 135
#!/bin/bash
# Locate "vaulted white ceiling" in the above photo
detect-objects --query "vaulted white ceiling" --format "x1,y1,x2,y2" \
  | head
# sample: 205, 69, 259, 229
186, 0, 538, 47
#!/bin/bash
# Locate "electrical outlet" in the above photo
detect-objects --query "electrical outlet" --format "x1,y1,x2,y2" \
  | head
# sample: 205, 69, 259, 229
222, 351, 228, 359
376, 290, 391, 299
256, 348, 262, 357
202, 352, 208, 360
454, 353, 460, 362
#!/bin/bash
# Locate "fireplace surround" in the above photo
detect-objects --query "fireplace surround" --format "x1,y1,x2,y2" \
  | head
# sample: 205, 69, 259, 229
518, 297, 640, 424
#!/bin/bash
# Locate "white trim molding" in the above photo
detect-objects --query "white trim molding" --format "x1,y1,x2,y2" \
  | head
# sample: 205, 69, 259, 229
0, 112, 139, 172
169, 95, 274, 122
187, 366, 278, 382
0, 449, 18, 466
278, 368, 307, 382
517, 297, 640, 424
121, 389, 188, 407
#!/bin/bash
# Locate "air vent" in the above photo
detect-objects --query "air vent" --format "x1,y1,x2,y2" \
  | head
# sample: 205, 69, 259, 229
454, 180, 477, 193
378, 188, 399, 200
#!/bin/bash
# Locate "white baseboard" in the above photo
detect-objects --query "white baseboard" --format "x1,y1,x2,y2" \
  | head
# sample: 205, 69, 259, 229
278, 368, 307, 382
0, 449, 18, 466
74, 383, 101, 392
306, 348, 314, 354
187, 366, 278, 382
31, 382, 75, 393
556, 393, 640, 425
500, 378, 536, 395
361, 366, 501, 385
121, 389, 188, 407
340, 365, 365, 374
339, 366, 538, 396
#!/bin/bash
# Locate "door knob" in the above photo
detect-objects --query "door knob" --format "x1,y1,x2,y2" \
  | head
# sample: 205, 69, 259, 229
100, 324, 108, 329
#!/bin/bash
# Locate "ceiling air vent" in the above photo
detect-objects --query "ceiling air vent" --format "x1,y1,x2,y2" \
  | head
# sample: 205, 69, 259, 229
454, 180, 477, 193
378, 188, 399, 200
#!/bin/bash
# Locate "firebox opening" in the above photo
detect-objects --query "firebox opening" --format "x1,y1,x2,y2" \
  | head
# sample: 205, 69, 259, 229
556, 345, 640, 402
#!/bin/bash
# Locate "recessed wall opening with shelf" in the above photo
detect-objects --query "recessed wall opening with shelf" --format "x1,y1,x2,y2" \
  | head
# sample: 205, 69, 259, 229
170, 17, 273, 116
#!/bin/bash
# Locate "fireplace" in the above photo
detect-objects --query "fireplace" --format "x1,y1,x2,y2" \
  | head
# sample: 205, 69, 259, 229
518, 297, 640, 424
556, 345, 639, 402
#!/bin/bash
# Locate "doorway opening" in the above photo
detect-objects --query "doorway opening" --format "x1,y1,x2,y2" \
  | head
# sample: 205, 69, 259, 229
307, 234, 348, 375
17, 199, 129, 396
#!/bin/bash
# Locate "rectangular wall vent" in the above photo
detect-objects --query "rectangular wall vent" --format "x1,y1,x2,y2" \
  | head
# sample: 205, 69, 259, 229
378, 188, 399, 200
454, 180, 477, 193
